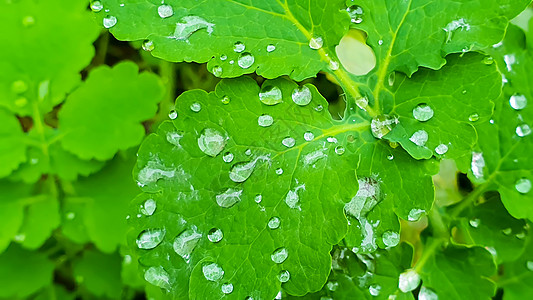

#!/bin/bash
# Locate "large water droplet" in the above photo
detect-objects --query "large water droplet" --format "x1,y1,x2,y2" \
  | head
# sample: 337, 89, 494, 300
409, 130, 429, 147
238, 52, 254, 69
221, 283, 234, 294
419, 286, 438, 300
222, 152, 234, 163
271, 247, 288, 264
203, 262, 224, 281
468, 113, 479, 122
515, 178, 531, 194
173, 16, 215, 40
267, 44, 276, 52
471, 152, 485, 179
304, 131, 314, 141
103, 15, 117, 28
216, 188, 242, 208
292, 86, 312, 106
509, 94, 527, 110
268, 217, 281, 229
335, 146, 345, 155
208, 228, 223, 243
90, 1, 103, 12
413, 104, 434, 122
278, 270, 290, 283
344, 177, 381, 219
371, 115, 399, 139
398, 269, 420, 292
229, 156, 269, 183
173, 227, 202, 259
158, 4, 174, 18
282, 137, 296, 148
144, 266, 171, 290
469, 218, 480, 228
212, 65, 223, 77
516, 124, 531, 137
309, 37, 323, 50
369, 284, 381, 296
190, 102, 202, 112
198, 128, 227, 157
346, 5, 364, 23
142, 40, 155, 51
234, 42, 245, 53
136, 229, 166, 249
259, 86, 282, 105
435, 144, 448, 155
141, 199, 157, 216
382, 231, 400, 247
258, 114, 274, 127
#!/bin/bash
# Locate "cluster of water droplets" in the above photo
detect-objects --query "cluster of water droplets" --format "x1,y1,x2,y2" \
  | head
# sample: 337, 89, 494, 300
346, 5, 364, 24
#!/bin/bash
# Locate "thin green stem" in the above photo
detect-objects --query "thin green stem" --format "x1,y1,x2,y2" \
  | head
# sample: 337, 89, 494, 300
152, 60, 176, 127
450, 184, 487, 218
92, 31, 110, 67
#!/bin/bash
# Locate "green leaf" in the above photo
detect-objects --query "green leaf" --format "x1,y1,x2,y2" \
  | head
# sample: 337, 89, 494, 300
0, 181, 29, 253
17, 194, 60, 250
0, 244, 54, 298
0, 0, 99, 116
59, 61, 165, 161
419, 243, 497, 300
73, 250, 123, 299
500, 233, 533, 300
0, 108, 26, 178
95, 0, 349, 80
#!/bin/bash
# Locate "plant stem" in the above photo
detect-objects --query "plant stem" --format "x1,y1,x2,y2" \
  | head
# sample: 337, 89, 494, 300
92, 31, 109, 67
151, 60, 176, 128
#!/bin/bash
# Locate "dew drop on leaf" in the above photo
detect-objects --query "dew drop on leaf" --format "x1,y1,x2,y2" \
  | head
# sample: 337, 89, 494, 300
408, 209, 425, 221
469, 218, 480, 228
526, 261, 533, 271
208, 228, 223, 243
409, 130, 428, 147
233, 42, 245, 53
90, 1, 103, 12
412, 104, 434, 122
212, 66, 223, 77
271, 247, 289, 264
168, 110, 178, 120
216, 188, 242, 208
398, 269, 420, 292
144, 266, 171, 290
221, 96, 230, 104
276, 168, 283, 175
258, 114, 274, 127
309, 36, 323, 50
267, 44, 276, 52
468, 113, 479, 122
515, 178, 531, 194
482, 56, 494, 65
388, 72, 395, 86
238, 52, 254, 69
222, 152, 234, 163
141, 199, 156, 216
471, 152, 485, 179
346, 5, 364, 23
221, 283, 234, 294
245, 149, 252, 156
278, 270, 290, 283
369, 284, 381, 296
419, 286, 438, 300
173, 16, 215, 40
303, 148, 327, 165
198, 128, 227, 157
387, 154, 394, 160
315, 105, 324, 112
282, 137, 296, 148
254, 194, 262, 203
229, 157, 268, 183
355, 96, 368, 111
11, 80, 28, 94
371, 115, 398, 139
157, 4, 173, 18
103, 15, 117, 28
516, 124, 531, 137
382, 231, 400, 247
291, 86, 312, 106
173, 227, 202, 260
329, 59, 340, 70
304, 131, 314, 141
268, 217, 281, 229
190, 102, 202, 112
285, 184, 304, 209
335, 146, 345, 155
435, 144, 449, 155
327, 136, 338, 143
142, 40, 155, 51
136, 228, 166, 249
259, 86, 283, 105
509, 94, 527, 110
202, 262, 224, 281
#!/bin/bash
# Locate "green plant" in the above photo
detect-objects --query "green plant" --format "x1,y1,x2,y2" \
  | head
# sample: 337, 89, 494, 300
1, 0, 533, 299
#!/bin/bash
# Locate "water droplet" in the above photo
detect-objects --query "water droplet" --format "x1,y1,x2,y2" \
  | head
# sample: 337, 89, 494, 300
66, 212, 76, 220
245, 149, 252, 156
382, 231, 400, 247
258, 114, 274, 127
502, 227, 512, 235
413, 104, 434, 122
259, 86, 282, 105
355, 97, 368, 111
212, 66, 223, 77
292, 86, 312, 106
220, 54, 227, 61
408, 209, 425, 221
329, 60, 340, 70
327, 136, 338, 143
304, 131, 314, 141
190, 102, 202, 112
221, 283, 233, 294
468, 113, 479, 122
278, 270, 290, 283
335, 146, 345, 155
282, 137, 296, 148
103, 15, 117, 28
90, 1, 103, 12
141, 199, 157, 216
169, 110, 178, 120
435, 144, 448, 155
173, 226, 202, 259
398, 269, 420, 292
371, 115, 399, 139
285, 184, 305, 209
469, 218, 480, 228
172, 16, 215, 40
388, 72, 395, 86
216, 188, 242, 208
238, 52, 254, 69
483, 56, 494, 65
142, 40, 155, 51
309, 36, 323, 50
233, 42, 245, 53
198, 128, 227, 157
516, 124, 531, 137
158, 4, 173, 18
271, 247, 288, 264
409, 130, 429, 147
515, 178, 531, 194
203, 262, 224, 281
268, 217, 281, 229
387, 154, 394, 160
303, 148, 328, 165
276, 168, 284, 175
510, 94, 527, 110
222, 152, 234, 163
346, 5, 364, 23
369, 284, 381, 296
221, 96, 230, 104
208, 228, 223, 243
144, 266, 171, 290
327, 281, 339, 291
315, 105, 324, 112
136, 229, 166, 249
229, 156, 269, 183
526, 261, 533, 271
254, 194, 262, 203
443, 18, 471, 43
378, 39, 384, 45
267, 44, 276, 52
419, 286, 438, 300
471, 152, 485, 179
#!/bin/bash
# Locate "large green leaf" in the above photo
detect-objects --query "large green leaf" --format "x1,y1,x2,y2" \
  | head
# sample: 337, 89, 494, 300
0, 0, 99, 116
500, 233, 533, 300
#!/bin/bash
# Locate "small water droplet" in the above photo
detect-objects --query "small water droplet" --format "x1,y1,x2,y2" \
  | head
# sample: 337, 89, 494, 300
255, 194, 262, 203
282, 137, 296, 148
66, 212, 76, 220
482, 56, 494, 65
278, 270, 290, 283
141, 199, 157, 216
221, 283, 234, 294
335, 146, 345, 155
190, 102, 202, 112
208, 228, 223, 243
258, 114, 274, 127
371, 115, 399, 139
203, 262, 224, 281
471, 152, 485, 179
378, 39, 384, 45
409, 130, 429, 147
509, 94, 527, 110
315, 105, 324, 112
382, 231, 400, 247
198, 128, 227, 157
268, 217, 281, 229
419, 286, 438, 300
212, 65, 223, 77
408, 209, 425, 221
173, 226, 202, 259
329, 59, 340, 70
103, 15, 117, 28
516, 124, 531, 137
142, 40, 155, 51
327, 136, 338, 143
369, 284, 381, 296
136, 229, 166, 249
220, 54, 227, 61
304, 131, 314, 141
169, 110, 178, 120
158, 4, 173, 18
502, 227, 513, 235
468, 113, 479, 122
387, 154, 394, 160
221, 96, 230, 104
233, 42, 245, 53
90, 1, 103, 12
413, 104, 434, 122
469, 218, 480, 228
526, 261, 533, 271
245, 149, 252, 156
276, 168, 284, 175
292, 86, 312, 106
259, 86, 283, 105
222, 152, 234, 163
216, 188, 242, 208
144, 266, 171, 290
238, 52, 254, 69
355, 96, 368, 111
346, 5, 364, 23
435, 144, 448, 155
515, 178, 531, 194
271, 247, 288, 264
11, 80, 27, 94
267, 44, 276, 52
398, 269, 420, 292
309, 36, 323, 50
388, 72, 395, 86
